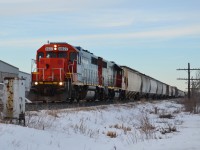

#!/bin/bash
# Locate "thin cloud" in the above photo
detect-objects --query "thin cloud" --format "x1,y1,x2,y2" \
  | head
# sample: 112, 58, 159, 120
0, 25, 200, 47
68, 25, 200, 39
0, 0, 117, 16
131, 25, 200, 39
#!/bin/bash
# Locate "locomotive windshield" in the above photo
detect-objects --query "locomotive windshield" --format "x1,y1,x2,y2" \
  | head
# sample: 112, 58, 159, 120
37, 52, 44, 61
58, 52, 67, 58
46, 52, 57, 58
69, 52, 77, 62
39, 51, 67, 58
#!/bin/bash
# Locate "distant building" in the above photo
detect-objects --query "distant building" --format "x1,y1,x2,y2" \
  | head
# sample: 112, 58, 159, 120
0, 60, 19, 82
0, 60, 31, 93
19, 71, 31, 92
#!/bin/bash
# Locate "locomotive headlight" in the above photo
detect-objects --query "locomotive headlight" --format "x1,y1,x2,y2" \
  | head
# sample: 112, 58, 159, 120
54, 45, 57, 50
59, 82, 63, 86
34, 82, 38, 85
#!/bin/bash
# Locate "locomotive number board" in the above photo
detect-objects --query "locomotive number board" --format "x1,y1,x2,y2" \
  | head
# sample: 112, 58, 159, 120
45, 47, 68, 51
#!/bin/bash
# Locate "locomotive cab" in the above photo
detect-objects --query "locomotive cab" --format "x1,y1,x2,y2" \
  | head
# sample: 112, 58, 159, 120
30, 42, 78, 102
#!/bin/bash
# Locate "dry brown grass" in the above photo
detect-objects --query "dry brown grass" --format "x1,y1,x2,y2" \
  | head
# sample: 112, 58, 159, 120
139, 113, 156, 139
181, 96, 200, 114
107, 131, 117, 138
109, 124, 131, 134
46, 110, 59, 118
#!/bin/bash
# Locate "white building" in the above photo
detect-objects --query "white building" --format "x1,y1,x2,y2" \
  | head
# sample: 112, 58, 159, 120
19, 71, 31, 92
0, 60, 31, 93
0, 60, 18, 82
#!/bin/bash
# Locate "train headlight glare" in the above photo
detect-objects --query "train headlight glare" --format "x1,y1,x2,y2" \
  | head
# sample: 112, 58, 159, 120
34, 82, 38, 85
59, 82, 63, 86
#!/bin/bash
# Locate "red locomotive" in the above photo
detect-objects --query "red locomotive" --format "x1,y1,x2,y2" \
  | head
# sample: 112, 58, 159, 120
30, 42, 123, 102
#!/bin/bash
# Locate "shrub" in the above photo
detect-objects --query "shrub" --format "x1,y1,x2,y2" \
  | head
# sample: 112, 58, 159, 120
107, 131, 117, 138
182, 96, 200, 114
139, 113, 156, 139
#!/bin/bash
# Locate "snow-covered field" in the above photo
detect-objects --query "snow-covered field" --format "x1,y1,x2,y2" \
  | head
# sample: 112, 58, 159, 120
0, 99, 200, 150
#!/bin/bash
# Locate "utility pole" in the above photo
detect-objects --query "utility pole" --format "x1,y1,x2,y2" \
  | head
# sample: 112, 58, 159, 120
177, 63, 200, 99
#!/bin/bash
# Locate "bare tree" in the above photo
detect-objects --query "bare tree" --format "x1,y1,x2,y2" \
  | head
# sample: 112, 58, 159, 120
188, 71, 200, 113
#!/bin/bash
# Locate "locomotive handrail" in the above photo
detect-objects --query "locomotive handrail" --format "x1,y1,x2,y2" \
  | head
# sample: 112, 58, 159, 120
51, 68, 64, 81
35, 68, 45, 81
68, 59, 77, 80
32, 67, 64, 82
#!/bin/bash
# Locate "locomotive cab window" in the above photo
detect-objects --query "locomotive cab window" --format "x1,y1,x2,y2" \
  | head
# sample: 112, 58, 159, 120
37, 52, 44, 61
69, 52, 77, 62
46, 52, 57, 58
58, 52, 67, 58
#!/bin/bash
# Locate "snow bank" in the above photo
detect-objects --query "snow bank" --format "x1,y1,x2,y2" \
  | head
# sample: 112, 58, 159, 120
0, 99, 200, 150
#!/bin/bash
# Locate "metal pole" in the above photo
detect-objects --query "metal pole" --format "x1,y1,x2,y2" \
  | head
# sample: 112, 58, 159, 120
188, 63, 190, 99
177, 63, 200, 99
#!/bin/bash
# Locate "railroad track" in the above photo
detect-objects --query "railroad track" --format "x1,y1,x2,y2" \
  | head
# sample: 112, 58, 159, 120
25, 99, 132, 111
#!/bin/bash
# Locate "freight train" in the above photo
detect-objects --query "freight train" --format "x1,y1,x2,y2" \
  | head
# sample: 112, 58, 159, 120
29, 42, 185, 102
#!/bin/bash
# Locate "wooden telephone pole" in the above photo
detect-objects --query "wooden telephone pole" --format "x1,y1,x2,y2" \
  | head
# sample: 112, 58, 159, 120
177, 63, 200, 99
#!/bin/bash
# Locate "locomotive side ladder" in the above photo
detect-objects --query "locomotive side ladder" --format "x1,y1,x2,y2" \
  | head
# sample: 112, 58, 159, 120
65, 60, 76, 100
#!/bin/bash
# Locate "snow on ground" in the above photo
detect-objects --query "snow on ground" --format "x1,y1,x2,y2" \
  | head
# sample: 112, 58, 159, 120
0, 99, 200, 150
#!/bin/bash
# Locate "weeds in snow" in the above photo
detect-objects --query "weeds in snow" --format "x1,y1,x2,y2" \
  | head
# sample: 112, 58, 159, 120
26, 111, 56, 130
182, 97, 200, 114
160, 123, 178, 135
109, 124, 131, 134
46, 110, 59, 118
107, 131, 117, 138
20, 100, 185, 148
138, 113, 156, 140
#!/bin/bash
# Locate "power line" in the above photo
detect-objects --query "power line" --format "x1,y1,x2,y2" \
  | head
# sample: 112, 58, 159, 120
177, 78, 200, 80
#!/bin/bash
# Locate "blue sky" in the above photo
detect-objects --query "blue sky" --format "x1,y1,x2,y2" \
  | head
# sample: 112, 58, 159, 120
0, 0, 200, 91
